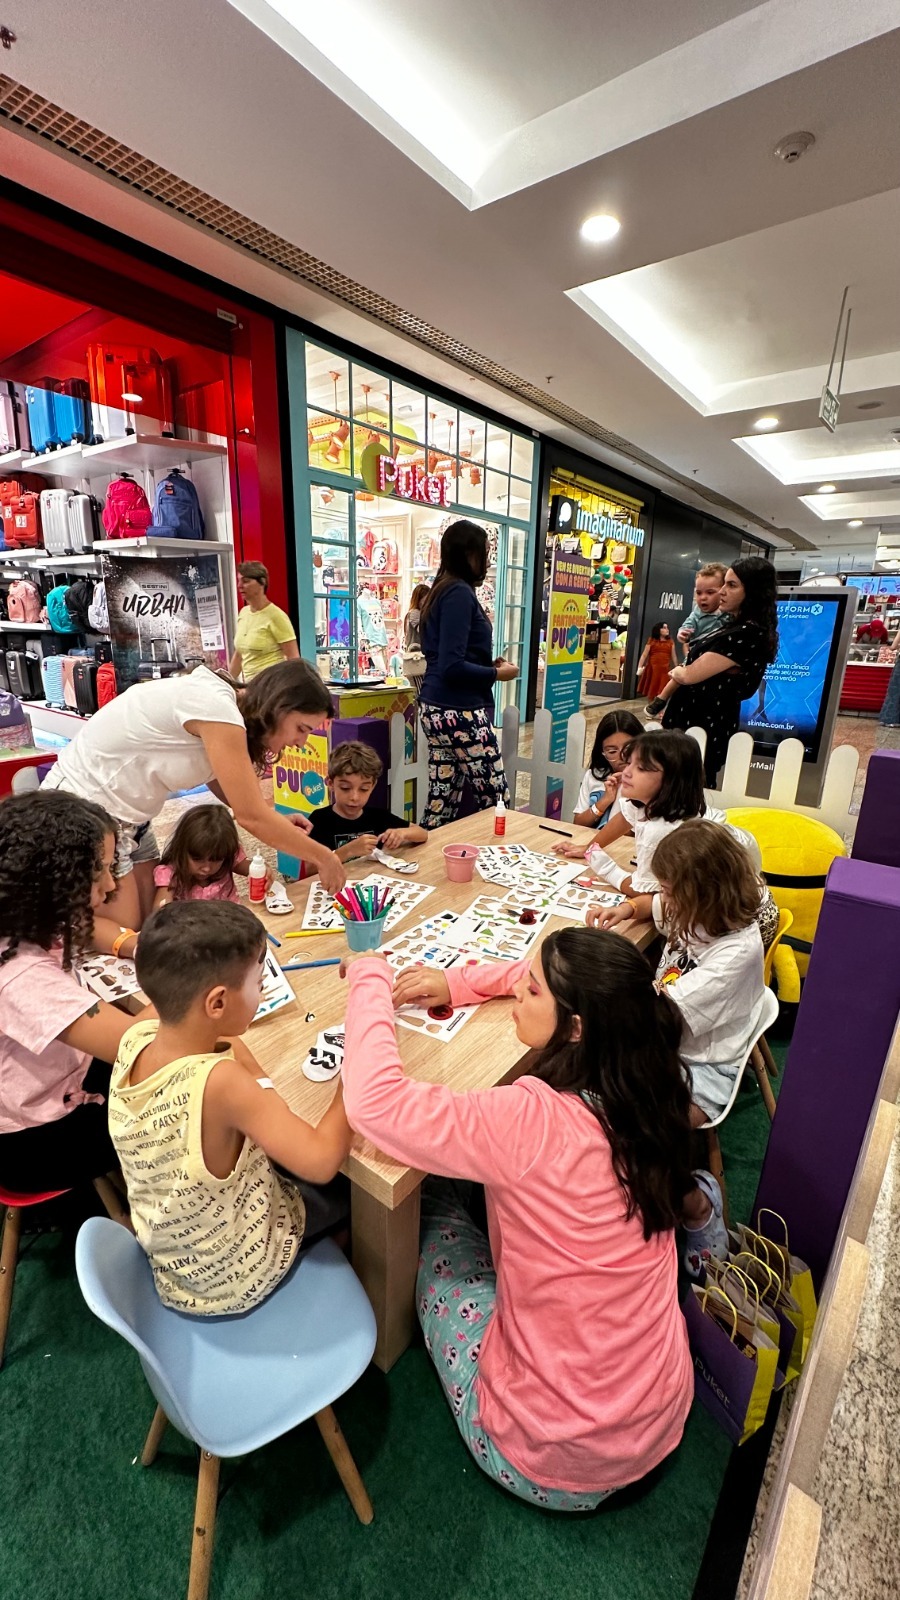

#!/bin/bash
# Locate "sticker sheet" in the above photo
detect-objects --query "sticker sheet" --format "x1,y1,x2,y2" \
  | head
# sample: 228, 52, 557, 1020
301, 873, 433, 932
380, 913, 481, 1041
440, 894, 551, 961
76, 953, 142, 1004
475, 845, 585, 894
253, 949, 297, 1022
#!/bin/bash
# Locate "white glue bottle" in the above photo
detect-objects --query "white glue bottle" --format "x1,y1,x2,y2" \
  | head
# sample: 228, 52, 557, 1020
248, 853, 267, 903
494, 799, 506, 837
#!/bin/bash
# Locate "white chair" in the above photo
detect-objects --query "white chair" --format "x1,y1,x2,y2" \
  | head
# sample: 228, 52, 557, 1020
701, 986, 780, 1223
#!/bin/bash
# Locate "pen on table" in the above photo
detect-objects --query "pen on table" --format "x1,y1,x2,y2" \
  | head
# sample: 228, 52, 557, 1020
539, 824, 572, 837
265, 930, 282, 948
281, 957, 344, 972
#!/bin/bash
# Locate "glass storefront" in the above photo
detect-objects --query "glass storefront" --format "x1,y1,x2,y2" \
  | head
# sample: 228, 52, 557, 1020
286, 331, 540, 715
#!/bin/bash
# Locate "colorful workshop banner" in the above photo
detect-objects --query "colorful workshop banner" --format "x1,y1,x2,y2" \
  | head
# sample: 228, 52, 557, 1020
102, 553, 228, 691
273, 732, 330, 880
542, 535, 592, 816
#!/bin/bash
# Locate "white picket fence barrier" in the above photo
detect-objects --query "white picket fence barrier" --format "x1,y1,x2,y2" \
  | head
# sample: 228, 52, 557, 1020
388, 711, 860, 839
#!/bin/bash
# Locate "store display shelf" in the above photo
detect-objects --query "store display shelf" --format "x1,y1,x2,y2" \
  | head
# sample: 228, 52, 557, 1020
27, 700, 90, 737
0, 449, 25, 472
1, 547, 99, 571
82, 434, 227, 473
20, 444, 86, 481
93, 537, 233, 557
0, 620, 53, 632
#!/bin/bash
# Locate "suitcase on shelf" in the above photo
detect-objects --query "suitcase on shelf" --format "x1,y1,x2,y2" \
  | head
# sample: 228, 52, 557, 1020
6, 648, 41, 701
53, 379, 94, 447
4, 492, 42, 549
40, 488, 72, 554
73, 657, 98, 715
24, 383, 60, 453
61, 654, 90, 710
0, 653, 9, 693
87, 343, 176, 440
67, 492, 99, 551
0, 380, 31, 454
96, 659, 117, 705
26, 634, 60, 662
40, 653, 66, 707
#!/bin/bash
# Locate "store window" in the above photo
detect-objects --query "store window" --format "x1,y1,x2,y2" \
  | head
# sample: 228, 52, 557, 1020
292, 334, 538, 714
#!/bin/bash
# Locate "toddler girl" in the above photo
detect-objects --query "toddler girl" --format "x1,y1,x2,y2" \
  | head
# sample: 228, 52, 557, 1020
153, 804, 251, 907
572, 710, 642, 829
341, 928, 696, 1510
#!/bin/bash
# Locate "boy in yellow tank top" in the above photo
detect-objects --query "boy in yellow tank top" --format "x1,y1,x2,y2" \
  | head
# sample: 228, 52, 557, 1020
108, 899, 352, 1316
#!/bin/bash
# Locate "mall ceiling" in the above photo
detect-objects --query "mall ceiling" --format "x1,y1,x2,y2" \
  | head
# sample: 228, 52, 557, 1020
3, 0, 900, 562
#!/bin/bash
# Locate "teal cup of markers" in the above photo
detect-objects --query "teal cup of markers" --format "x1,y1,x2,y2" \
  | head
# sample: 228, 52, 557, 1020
334, 883, 393, 953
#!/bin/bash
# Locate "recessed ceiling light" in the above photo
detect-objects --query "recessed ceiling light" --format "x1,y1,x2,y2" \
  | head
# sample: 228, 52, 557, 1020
580, 212, 621, 243
818, 483, 837, 494
848, 519, 864, 527
121, 391, 143, 403
753, 415, 780, 431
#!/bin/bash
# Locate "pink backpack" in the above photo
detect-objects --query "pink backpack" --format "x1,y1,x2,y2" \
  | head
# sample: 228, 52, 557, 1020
102, 477, 152, 539
7, 577, 44, 623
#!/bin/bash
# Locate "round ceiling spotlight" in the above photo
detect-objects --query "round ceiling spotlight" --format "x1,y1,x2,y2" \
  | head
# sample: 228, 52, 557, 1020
772, 131, 815, 163
580, 213, 621, 243
857, 400, 884, 411
753, 415, 780, 431
817, 483, 837, 494
848, 520, 864, 528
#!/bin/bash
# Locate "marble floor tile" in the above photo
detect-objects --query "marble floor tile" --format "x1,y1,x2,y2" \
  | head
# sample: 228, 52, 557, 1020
853, 1139, 900, 1373
811, 1347, 900, 1599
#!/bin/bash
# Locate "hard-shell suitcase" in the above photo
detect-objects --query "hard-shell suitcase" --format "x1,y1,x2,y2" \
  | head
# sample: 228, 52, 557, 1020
40, 653, 66, 707
53, 379, 93, 447
40, 488, 71, 554
6, 648, 41, 700
5, 492, 42, 548
61, 654, 90, 710
0, 654, 9, 693
87, 343, 176, 440
67, 493, 99, 551
73, 657, 98, 716
0, 380, 31, 454
24, 383, 60, 453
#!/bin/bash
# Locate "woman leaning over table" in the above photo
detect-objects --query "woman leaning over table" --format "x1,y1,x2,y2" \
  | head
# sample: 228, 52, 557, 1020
42, 658, 345, 929
417, 519, 517, 828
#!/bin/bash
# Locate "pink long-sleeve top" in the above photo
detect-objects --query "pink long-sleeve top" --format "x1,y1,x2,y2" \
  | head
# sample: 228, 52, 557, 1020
342, 956, 693, 1494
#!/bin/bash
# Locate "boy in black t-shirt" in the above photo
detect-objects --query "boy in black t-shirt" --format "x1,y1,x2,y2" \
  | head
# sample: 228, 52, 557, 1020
308, 741, 428, 862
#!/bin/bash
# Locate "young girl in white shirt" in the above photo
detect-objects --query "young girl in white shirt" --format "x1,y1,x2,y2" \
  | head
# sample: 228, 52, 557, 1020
571, 710, 642, 829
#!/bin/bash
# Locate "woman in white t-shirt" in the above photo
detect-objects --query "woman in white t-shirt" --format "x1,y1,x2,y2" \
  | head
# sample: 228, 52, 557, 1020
0, 792, 152, 1194
43, 659, 346, 928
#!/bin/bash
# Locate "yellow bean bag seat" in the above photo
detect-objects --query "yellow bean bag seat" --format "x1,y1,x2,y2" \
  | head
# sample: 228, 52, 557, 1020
725, 808, 847, 1004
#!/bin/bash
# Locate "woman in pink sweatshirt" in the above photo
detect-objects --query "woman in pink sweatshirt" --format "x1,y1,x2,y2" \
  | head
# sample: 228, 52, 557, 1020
341, 926, 695, 1510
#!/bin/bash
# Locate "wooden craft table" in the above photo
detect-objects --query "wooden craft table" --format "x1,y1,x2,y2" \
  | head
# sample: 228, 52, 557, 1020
250, 807, 652, 1371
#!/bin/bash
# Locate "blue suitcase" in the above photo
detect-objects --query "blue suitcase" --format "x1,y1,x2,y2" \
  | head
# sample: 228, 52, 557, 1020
40, 653, 66, 707
25, 383, 59, 453
53, 380, 93, 446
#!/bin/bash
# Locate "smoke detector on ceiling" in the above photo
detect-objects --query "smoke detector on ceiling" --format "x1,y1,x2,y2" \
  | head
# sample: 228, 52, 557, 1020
773, 131, 816, 163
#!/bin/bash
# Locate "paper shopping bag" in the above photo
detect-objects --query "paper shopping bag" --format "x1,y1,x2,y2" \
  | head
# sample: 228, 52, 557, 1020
719, 1251, 798, 1388
757, 1208, 817, 1357
733, 1211, 817, 1373
683, 1281, 779, 1445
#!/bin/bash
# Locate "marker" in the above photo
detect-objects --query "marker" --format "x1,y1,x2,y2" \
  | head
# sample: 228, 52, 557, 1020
539, 824, 572, 837
281, 957, 343, 972
265, 930, 282, 948
285, 928, 342, 938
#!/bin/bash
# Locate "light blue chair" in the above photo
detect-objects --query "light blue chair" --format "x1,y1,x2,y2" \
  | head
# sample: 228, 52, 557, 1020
76, 1219, 376, 1600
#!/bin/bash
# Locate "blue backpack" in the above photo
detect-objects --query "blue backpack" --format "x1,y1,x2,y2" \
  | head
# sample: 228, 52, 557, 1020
47, 585, 80, 633
151, 471, 205, 539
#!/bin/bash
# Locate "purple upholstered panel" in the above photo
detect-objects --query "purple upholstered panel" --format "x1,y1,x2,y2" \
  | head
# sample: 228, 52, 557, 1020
754, 855, 900, 1288
852, 749, 900, 870
329, 717, 390, 809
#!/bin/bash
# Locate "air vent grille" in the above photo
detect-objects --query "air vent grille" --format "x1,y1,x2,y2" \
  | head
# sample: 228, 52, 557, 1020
0, 71, 796, 542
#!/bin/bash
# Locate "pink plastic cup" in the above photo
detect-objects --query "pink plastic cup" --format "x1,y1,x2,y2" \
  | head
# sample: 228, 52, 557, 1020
443, 844, 480, 883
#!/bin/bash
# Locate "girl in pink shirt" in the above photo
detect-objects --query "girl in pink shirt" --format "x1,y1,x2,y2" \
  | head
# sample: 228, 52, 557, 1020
152, 805, 251, 908
341, 928, 696, 1510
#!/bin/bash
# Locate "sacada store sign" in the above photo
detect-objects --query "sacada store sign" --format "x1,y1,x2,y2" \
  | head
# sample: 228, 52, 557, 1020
360, 440, 450, 507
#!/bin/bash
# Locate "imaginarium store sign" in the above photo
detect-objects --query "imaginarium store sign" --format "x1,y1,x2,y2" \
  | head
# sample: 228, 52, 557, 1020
576, 507, 645, 545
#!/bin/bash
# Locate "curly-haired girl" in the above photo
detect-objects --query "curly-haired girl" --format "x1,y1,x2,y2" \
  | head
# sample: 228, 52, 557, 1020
0, 791, 148, 1193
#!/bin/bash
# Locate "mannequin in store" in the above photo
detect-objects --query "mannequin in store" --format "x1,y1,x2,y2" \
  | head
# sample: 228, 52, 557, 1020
417, 520, 516, 826
229, 561, 299, 681
41, 659, 347, 928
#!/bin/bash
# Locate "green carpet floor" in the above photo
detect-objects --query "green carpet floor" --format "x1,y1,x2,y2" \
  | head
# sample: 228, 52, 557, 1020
0, 1047, 786, 1600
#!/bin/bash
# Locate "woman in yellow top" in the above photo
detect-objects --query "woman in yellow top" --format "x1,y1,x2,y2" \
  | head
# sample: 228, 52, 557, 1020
229, 561, 299, 681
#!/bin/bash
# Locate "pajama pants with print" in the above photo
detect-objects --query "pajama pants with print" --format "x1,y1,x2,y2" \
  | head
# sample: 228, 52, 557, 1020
417, 1181, 615, 1510
419, 703, 510, 829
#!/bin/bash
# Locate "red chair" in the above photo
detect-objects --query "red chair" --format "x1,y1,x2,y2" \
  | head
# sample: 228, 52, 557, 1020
0, 1178, 130, 1367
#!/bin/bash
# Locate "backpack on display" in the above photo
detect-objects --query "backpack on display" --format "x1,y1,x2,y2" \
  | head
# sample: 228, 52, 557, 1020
7, 578, 44, 624
87, 580, 108, 632
150, 470, 205, 539
47, 585, 80, 634
1, 487, 42, 549
102, 476, 152, 539
96, 660, 118, 706
0, 689, 31, 750
65, 579, 94, 633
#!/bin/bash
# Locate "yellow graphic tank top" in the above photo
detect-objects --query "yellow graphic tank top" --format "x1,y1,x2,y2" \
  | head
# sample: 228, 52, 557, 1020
108, 1021, 305, 1315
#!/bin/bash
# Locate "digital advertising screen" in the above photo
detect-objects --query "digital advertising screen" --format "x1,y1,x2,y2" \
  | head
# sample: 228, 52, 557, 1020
739, 594, 848, 761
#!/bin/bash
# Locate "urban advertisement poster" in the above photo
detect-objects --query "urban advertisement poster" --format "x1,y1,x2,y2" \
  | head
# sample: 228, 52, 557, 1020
739, 597, 844, 760
103, 553, 228, 690
542, 536, 592, 815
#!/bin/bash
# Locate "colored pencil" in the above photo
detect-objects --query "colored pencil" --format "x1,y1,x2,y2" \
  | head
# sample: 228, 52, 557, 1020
265, 930, 282, 948
285, 929, 342, 938
281, 957, 343, 972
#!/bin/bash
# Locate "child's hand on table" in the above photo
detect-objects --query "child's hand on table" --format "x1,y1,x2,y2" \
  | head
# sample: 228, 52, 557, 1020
378, 828, 409, 850
586, 900, 635, 932
340, 948, 389, 978
552, 840, 588, 859
337, 834, 380, 862
392, 967, 452, 1010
